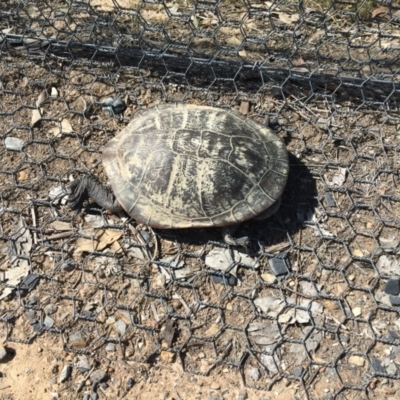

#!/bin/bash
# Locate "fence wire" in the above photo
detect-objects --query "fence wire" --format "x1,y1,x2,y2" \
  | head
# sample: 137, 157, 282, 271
1, 0, 400, 399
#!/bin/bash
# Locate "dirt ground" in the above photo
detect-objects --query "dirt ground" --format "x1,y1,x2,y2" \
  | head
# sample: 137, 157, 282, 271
1, 2, 400, 400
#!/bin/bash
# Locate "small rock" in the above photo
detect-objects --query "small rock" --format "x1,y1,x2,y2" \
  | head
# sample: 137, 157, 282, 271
160, 350, 175, 363
385, 278, 400, 296
386, 363, 397, 375
44, 304, 58, 315
237, 389, 248, 400
105, 343, 116, 352
102, 98, 126, 116
389, 295, 400, 307
61, 261, 76, 272
293, 366, 303, 377
210, 382, 221, 390
261, 273, 277, 284
114, 319, 127, 335
59, 364, 72, 383
44, 316, 55, 329
76, 355, 91, 372
153, 274, 166, 289
210, 271, 237, 286
349, 355, 365, 366
324, 193, 336, 207
90, 369, 107, 384
268, 257, 289, 276
5, 137, 25, 151
0, 346, 8, 361
246, 367, 260, 381
68, 331, 87, 349
352, 307, 362, 317
26, 310, 36, 320
26, 295, 38, 306
126, 377, 135, 388
316, 117, 330, 131
371, 357, 385, 374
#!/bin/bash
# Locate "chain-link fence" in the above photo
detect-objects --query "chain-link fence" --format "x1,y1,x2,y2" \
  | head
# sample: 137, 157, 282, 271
1, 0, 400, 399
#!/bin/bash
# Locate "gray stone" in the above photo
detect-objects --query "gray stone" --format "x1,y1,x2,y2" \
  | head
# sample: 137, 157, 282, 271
0, 346, 8, 361
90, 369, 107, 384
390, 296, 400, 307
44, 316, 55, 329
5, 137, 24, 151
114, 319, 127, 335
293, 366, 303, 378
324, 193, 336, 207
68, 331, 87, 349
385, 278, 400, 296
211, 271, 237, 286
237, 389, 248, 400
59, 364, 72, 383
268, 257, 289, 276
105, 343, 116, 352
76, 355, 91, 372
44, 304, 58, 315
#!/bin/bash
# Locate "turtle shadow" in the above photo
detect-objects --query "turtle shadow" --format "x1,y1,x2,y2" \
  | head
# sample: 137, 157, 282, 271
155, 153, 318, 250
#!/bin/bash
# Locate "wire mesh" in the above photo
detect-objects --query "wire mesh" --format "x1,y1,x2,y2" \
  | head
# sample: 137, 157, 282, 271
1, 0, 400, 398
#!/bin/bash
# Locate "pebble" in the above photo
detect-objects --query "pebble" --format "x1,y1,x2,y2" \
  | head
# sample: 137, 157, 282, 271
237, 389, 248, 400
268, 257, 289, 276
349, 355, 365, 367
371, 357, 385, 374
210, 271, 237, 286
102, 98, 126, 116
59, 364, 72, 383
76, 355, 91, 372
61, 261, 76, 272
90, 369, 108, 384
44, 316, 55, 329
0, 346, 8, 361
105, 343, 116, 352
390, 295, 400, 307
246, 367, 260, 381
210, 382, 220, 390
386, 363, 397, 375
44, 304, 58, 315
126, 377, 135, 388
324, 193, 336, 207
261, 273, 277, 284
5, 137, 24, 151
153, 274, 166, 289
68, 331, 87, 349
293, 366, 303, 377
26, 310, 36, 320
114, 319, 127, 335
385, 278, 400, 296
352, 307, 362, 317
160, 350, 175, 363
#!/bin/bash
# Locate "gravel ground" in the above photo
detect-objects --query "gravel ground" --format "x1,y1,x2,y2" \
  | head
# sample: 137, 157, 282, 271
1, 1, 400, 399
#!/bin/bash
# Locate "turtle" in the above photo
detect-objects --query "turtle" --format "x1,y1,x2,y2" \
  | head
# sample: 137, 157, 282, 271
68, 104, 289, 246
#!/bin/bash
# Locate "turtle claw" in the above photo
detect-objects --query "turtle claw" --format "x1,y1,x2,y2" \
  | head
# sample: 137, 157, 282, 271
68, 178, 88, 210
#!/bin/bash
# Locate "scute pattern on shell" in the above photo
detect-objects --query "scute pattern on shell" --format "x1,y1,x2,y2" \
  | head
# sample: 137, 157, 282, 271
102, 104, 289, 229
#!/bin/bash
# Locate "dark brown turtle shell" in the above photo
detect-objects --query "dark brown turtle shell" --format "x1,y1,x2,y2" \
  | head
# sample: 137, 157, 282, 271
102, 104, 289, 229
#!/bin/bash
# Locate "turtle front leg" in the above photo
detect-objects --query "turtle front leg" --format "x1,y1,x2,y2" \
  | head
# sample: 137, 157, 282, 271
68, 175, 122, 213
222, 225, 249, 247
